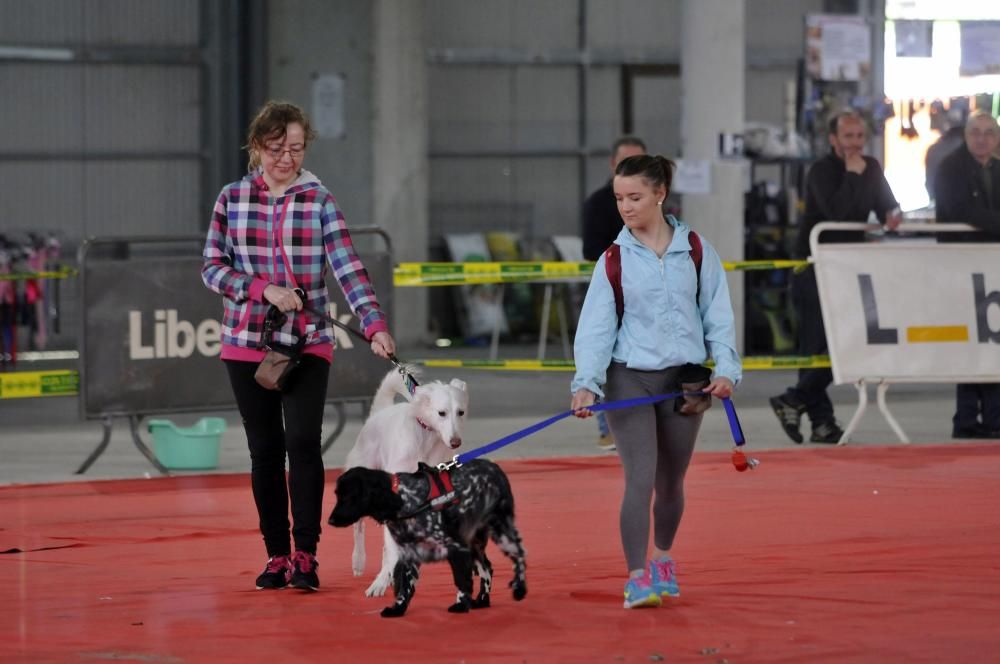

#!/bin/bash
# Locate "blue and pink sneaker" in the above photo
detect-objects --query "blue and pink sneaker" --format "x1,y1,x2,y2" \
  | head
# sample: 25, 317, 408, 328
648, 556, 680, 599
623, 569, 662, 609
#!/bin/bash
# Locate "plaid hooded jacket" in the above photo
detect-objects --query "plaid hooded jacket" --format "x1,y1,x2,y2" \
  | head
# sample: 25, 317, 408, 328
201, 169, 387, 361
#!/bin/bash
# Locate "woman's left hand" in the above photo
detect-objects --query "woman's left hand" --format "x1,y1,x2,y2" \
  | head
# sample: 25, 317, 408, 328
370, 331, 396, 359
703, 376, 735, 399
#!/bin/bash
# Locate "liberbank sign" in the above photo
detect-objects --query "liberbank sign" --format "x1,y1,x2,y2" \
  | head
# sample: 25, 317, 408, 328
80, 241, 391, 418
813, 234, 1000, 385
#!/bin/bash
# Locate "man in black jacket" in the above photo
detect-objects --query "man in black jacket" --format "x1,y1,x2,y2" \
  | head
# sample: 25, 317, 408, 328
582, 136, 646, 261
580, 135, 645, 451
770, 110, 901, 444
934, 110, 1000, 438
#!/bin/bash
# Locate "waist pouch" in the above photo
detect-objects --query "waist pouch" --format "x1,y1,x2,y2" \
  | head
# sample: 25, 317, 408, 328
675, 363, 712, 415
254, 306, 306, 391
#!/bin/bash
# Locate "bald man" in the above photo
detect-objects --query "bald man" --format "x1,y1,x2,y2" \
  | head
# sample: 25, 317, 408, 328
770, 110, 901, 445
934, 110, 1000, 439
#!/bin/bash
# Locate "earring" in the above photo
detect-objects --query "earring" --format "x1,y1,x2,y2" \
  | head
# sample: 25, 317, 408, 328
657, 200, 663, 205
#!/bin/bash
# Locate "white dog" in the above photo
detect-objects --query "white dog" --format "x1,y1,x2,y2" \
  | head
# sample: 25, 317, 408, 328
344, 367, 469, 597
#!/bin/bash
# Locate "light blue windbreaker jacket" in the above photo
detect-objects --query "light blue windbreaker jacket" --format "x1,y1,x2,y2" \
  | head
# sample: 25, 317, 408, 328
571, 216, 742, 398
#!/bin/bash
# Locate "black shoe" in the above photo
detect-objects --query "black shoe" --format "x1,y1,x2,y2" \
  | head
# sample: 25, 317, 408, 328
810, 421, 844, 444
953, 424, 987, 439
289, 550, 320, 591
255, 555, 291, 590
769, 395, 805, 444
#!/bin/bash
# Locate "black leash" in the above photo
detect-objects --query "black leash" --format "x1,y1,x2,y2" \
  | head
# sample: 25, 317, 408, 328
289, 289, 419, 394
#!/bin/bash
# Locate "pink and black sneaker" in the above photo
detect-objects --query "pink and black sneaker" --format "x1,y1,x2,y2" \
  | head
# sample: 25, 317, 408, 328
289, 550, 320, 591
255, 555, 292, 590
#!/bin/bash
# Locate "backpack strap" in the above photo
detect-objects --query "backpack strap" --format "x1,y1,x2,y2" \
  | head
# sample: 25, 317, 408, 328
689, 231, 703, 303
604, 230, 703, 329
604, 244, 624, 328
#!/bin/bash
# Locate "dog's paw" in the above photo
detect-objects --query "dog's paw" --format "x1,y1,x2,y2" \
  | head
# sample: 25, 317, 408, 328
380, 604, 407, 618
365, 577, 391, 597
352, 553, 365, 577
510, 580, 527, 601
447, 600, 471, 613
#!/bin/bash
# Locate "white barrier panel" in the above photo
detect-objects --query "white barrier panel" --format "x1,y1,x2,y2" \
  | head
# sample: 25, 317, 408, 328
814, 238, 1000, 385
810, 222, 1000, 444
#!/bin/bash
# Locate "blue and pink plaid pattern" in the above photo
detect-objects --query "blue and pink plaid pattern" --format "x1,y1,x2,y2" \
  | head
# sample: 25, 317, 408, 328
202, 169, 387, 350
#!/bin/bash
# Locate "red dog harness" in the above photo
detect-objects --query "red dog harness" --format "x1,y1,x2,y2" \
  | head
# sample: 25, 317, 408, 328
391, 467, 461, 517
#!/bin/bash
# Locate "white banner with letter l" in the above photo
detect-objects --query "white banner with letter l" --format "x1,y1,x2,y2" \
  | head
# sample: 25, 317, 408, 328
811, 223, 1000, 385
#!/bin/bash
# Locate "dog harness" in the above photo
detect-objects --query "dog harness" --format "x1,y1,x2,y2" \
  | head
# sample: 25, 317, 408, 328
392, 468, 461, 519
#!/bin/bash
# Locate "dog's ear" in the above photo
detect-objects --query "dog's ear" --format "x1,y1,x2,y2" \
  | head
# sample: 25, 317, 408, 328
416, 461, 433, 472
449, 378, 467, 393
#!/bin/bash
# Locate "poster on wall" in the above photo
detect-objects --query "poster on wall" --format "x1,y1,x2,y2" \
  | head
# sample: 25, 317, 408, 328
959, 21, 1000, 76
806, 14, 872, 81
312, 74, 346, 139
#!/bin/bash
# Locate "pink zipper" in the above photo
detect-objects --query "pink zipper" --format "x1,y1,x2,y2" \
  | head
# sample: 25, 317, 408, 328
271, 194, 307, 337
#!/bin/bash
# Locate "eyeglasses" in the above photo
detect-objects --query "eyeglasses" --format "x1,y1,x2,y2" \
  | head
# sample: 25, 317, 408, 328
263, 145, 305, 159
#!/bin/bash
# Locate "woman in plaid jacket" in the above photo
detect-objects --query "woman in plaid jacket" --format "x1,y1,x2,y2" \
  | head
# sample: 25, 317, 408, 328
202, 100, 396, 592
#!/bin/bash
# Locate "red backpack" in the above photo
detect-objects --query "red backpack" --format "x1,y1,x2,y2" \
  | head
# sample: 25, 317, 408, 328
604, 231, 703, 327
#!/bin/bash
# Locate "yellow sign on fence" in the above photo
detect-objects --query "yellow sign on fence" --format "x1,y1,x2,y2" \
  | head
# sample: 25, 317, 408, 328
0, 370, 79, 399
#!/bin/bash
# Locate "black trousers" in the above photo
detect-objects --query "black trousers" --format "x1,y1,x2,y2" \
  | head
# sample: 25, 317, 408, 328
225, 355, 330, 557
784, 266, 835, 427
954, 383, 1000, 433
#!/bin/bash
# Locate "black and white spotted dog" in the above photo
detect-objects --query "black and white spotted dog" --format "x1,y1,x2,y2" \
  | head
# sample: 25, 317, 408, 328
328, 459, 527, 618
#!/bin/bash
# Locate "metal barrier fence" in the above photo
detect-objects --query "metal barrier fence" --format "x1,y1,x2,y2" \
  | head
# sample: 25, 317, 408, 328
73, 230, 393, 475
3, 246, 823, 473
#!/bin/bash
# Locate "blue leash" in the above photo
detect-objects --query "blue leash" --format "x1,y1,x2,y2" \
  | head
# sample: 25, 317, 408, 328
437, 393, 752, 470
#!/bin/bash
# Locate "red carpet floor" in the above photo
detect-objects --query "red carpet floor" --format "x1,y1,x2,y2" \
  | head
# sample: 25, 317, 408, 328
2, 443, 1000, 663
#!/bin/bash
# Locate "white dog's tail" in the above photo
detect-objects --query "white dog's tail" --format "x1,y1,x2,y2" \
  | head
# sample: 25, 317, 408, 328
371, 366, 419, 413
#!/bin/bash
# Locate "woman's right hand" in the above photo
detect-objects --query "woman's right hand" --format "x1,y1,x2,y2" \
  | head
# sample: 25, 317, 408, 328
571, 389, 597, 418
263, 284, 303, 313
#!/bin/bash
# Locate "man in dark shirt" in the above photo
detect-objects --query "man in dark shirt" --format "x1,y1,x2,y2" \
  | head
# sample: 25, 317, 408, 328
933, 110, 1000, 438
580, 135, 645, 451
581, 136, 646, 261
771, 110, 901, 444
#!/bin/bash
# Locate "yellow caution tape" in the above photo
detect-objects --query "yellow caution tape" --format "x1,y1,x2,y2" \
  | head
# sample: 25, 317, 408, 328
0, 267, 79, 282
722, 259, 809, 272
415, 355, 830, 371
0, 354, 829, 399
394, 262, 594, 287
394, 259, 808, 286
0, 370, 79, 399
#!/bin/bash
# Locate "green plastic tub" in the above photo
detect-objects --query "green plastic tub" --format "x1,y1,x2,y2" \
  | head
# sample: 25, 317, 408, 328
147, 417, 226, 470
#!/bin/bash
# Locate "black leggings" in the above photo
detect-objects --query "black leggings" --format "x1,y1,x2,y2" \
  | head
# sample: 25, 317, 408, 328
225, 356, 330, 557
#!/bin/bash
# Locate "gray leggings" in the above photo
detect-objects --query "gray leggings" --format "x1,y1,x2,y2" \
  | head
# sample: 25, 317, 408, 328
605, 362, 704, 572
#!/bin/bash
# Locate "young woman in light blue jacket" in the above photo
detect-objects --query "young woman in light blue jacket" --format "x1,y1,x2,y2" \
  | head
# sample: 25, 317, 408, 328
570, 154, 742, 609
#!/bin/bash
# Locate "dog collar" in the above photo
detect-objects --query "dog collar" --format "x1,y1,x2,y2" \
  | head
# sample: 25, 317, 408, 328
391, 473, 401, 494
415, 416, 434, 432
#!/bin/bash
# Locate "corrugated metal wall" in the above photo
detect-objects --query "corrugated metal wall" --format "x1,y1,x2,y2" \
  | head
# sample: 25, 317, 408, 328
0, 0, 256, 353
424, 0, 822, 251
0, 0, 206, 240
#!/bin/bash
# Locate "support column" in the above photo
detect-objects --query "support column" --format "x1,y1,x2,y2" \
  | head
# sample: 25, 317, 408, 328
680, 0, 747, 352
373, 0, 429, 345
